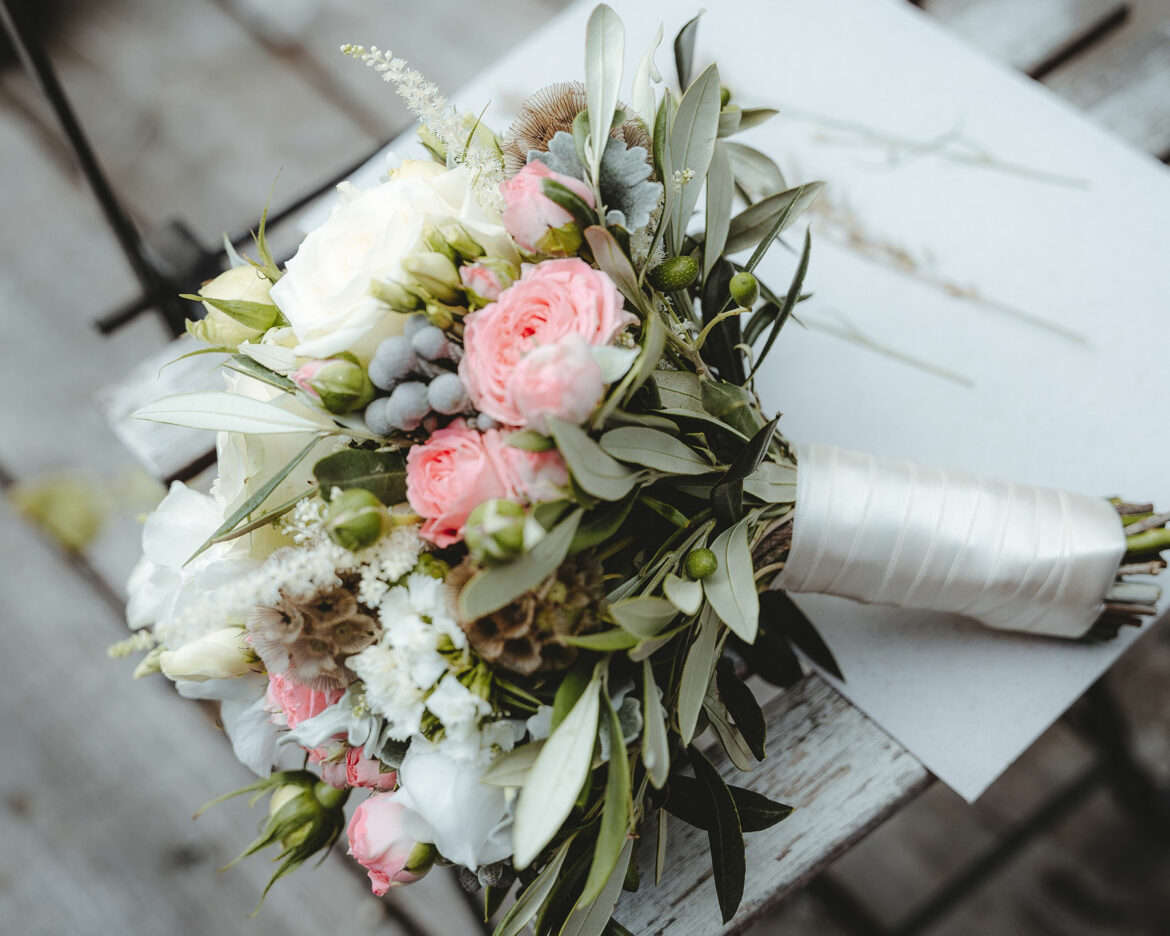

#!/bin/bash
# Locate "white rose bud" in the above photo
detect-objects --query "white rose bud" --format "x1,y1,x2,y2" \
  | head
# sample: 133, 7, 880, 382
159, 627, 256, 682
187, 266, 278, 349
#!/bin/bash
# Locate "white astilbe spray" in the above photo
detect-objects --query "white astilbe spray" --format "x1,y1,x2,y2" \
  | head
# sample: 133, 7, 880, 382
342, 44, 505, 209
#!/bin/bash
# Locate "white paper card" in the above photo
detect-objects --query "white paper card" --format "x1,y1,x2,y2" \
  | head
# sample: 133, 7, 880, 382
301, 0, 1169, 800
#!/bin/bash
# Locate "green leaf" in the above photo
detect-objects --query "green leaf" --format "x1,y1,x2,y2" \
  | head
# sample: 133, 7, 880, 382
760, 590, 843, 680
630, 23, 663, 131
491, 837, 573, 936
182, 294, 280, 332
237, 341, 298, 375
716, 659, 766, 760
669, 63, 722, 246
611, 596, 679, 638
186, 437, 321, 563
553, 663, 593, 733
562, 630, 640, 652
571, 492, 637, 554
542, 178, 598, 229
135, 392, 332, 435
716, 107, 742, 138
711, 417, 779, 522
585, 4, 625, 186
725, 142, 787, 204
578, 691, 631, 907
651, 370, 702, 410
583, 226, 645, 311
641, 660, 670, 788
599, 426, 714, 475
512, 670, 602, 869
744, 183, 819, 276
736, 107, 779, 132
700, 380, 764, 438
704, 142, 734, 281
703, 516, 759, 642
679, 607, 721, 744
749, 229, 812, 379
724, 182, 824, 255
253, 192, 281, 283
663, 573, 703, 615
673, 11, 703, 89
224, 356, 296, 394
507, 429, 555, 452
560, 839, 633, 936
640, 495, 691, 529
688, 745, 746, 924
481, 740, 546, 788
547, 418, 639, 501
459, 510, 583, 620
656, 809, 669, 885
743, 460, 796, 504
666, 775, 793, 834
704, 695, 756, 771
312, 448, 407, 505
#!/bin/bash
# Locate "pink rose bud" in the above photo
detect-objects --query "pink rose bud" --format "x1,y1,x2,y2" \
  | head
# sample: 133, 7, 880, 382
500, 161, 595, 254
509, 333, 606, 433
347, 793, 436, 895
292, 356, 375, 414
459, 257, 518, 306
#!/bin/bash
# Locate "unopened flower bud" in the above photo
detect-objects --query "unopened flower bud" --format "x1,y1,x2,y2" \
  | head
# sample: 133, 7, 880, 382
369, 278, 423, 312
685, 547, 719, 580
401, 252, 463, 305
459, 257, 518, 307
186, 265, 277, 348
729, 271, 759, 307
437, 220, 485, 261
326, 488, 390, 551
648, 255, 700, 292
159, 627, 256, 682
720, 86, 732, 107
465, 499, 527, 564
347, 793, 436, 895
293, 356, 376, 414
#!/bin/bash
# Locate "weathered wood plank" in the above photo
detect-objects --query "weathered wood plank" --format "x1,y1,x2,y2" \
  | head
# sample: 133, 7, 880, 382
1043, 26, 1170, 157
613, 676, 931, 936
0, 500, 414, 934
922, 0, 1128, 75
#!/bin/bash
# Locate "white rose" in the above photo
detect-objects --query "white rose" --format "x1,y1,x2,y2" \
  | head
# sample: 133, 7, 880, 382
394, 741, 514, 869
159, 627, 255, 682
271, 160, 516, 360
125, 481, 254, 645
188, 265, 277, 348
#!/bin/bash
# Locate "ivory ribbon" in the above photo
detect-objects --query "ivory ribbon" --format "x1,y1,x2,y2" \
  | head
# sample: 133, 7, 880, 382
776, 444, 1126, 639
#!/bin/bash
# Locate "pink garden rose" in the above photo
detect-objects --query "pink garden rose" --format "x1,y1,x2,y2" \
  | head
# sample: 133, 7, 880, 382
265, 672, 343, 730
509, 333, 605, 433
318, 747, 398, 791
347, 793, 436, 895
459, 258, 633, 426
405, 419, 513, 547
406, 419, 569, 546
500, 161, 595, 253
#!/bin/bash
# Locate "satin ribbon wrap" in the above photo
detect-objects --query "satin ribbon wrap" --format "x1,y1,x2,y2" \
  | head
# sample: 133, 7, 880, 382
776, 444, 1126, 639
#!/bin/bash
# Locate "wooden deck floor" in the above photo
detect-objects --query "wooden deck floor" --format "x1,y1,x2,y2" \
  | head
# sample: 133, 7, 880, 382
1, 1, 1168, 934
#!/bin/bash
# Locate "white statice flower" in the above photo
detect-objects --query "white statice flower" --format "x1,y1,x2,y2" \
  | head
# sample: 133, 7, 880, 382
347, 645, 427, 740
426, 674, 492, 761
270, 160, 515, 360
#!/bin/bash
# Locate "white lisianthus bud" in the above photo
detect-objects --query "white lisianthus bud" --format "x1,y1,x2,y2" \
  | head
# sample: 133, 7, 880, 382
400, 252, 463, 305
159, 627, 256, 682
187, 266, 278, 348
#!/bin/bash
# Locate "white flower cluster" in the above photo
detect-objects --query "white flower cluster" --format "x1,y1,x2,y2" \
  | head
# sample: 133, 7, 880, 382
350, 572, 508, 764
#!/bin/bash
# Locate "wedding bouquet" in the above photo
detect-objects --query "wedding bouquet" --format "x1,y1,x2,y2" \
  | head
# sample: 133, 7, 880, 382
117, 6, 1169, 933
